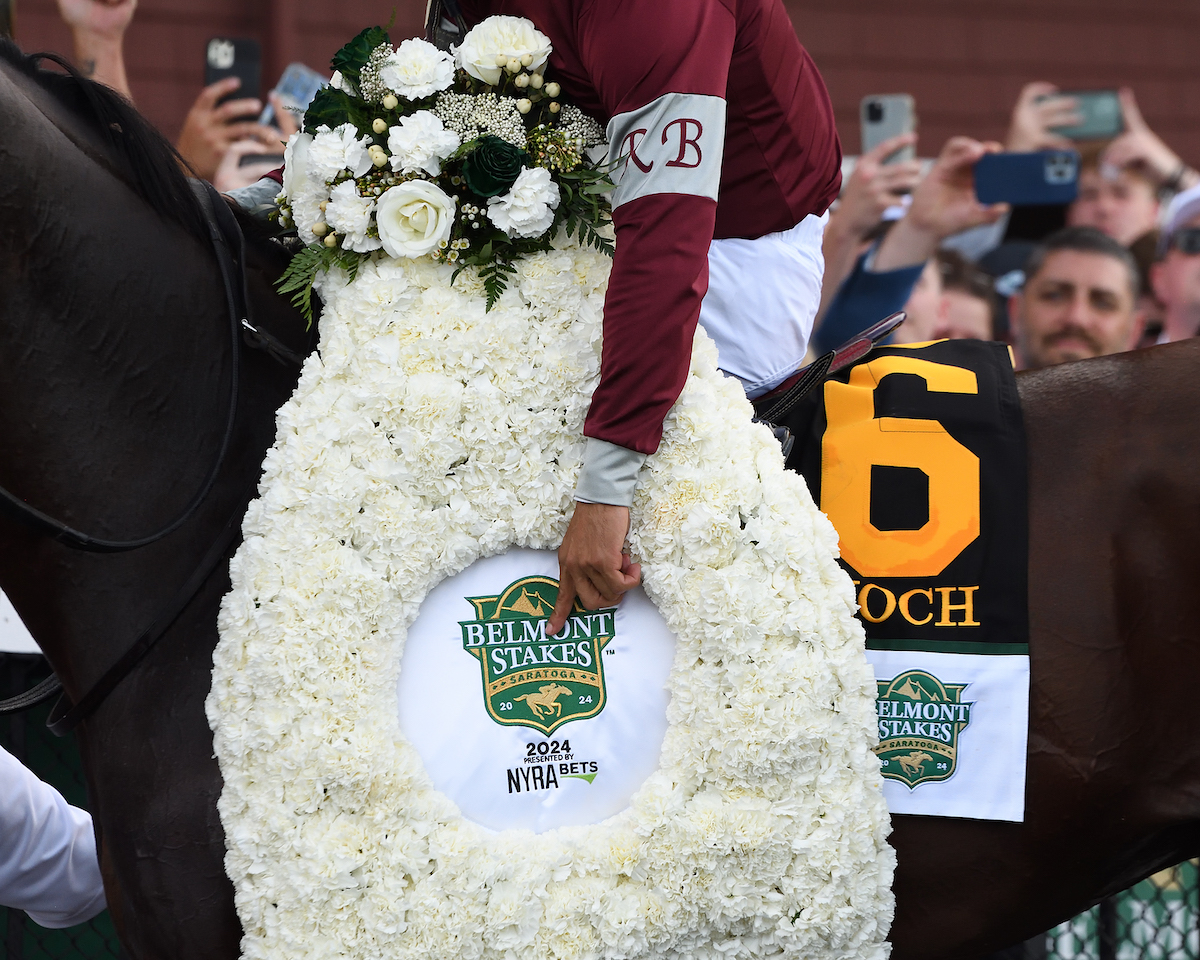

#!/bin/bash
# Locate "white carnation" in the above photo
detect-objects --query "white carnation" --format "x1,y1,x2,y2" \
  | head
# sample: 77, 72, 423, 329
387, 111, 461, 176
487, 166, 560, 239
281, 132, 330, 243
379, 37, 455, 100
326, 180, 381, 253
308, 123, 373, 183
456, 15, 551, 86
375, 180, 456, 259
280, 131, 312, 201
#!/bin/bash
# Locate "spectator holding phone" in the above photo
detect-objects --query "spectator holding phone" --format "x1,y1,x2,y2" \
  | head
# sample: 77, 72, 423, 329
176, 78, 296, 186
1150, 184, 1200, 343
817, 132, 921, 321
56, 0, 296, 187
814, 136, 1007, 352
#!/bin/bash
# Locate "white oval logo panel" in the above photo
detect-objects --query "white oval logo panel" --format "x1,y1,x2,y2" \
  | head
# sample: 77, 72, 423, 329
396, 548, 675, 833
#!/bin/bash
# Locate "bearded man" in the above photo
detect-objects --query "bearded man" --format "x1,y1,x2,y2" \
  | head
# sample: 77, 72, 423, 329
1008, 226, 1143, 370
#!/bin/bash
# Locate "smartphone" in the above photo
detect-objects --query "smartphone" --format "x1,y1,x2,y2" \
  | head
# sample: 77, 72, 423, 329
260, 62, 328, 127
1040, 89, 1124, 141
860, 94, 916, 164
204, 38, 262, 106
238, 153, 286, 168
974, 150, 1080, 206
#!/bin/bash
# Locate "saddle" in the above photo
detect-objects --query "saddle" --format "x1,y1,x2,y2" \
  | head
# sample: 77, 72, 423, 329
752, 311, 906, 459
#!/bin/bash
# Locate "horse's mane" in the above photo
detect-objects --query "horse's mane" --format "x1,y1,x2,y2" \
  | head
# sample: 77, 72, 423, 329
0, 37, 208, 244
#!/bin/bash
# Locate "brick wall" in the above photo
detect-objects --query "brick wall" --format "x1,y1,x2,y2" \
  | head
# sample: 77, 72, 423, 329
12, 0, 1200, 163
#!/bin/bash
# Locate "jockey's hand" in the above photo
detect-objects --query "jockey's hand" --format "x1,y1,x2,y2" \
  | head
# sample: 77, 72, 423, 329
548, 502, 641, 636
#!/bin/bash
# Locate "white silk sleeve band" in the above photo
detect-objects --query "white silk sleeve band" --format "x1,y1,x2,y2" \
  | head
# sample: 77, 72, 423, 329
606, 93, 726, 210
575, 438, 647, 507
0, 746, 107, 928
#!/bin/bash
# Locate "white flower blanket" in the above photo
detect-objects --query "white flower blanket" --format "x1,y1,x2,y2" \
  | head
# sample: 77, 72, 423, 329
206, 241, 894, 960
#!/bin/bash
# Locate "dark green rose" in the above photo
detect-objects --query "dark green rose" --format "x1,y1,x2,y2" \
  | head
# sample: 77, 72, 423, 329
463, 136, 526, 198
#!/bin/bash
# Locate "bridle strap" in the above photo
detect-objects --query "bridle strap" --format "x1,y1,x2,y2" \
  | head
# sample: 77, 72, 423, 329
46, 497, 247, 736
0, 180, 244, 553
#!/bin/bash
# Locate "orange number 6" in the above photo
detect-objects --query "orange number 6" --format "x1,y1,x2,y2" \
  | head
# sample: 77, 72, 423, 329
821, 356, 980, 578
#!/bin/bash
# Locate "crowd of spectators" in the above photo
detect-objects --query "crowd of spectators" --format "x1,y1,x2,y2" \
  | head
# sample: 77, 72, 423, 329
53, 0, 1200, 376
814, 76, 1200, 371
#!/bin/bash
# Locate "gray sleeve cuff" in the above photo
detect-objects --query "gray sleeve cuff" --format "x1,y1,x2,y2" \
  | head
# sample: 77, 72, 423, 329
574, 439, 647, 507
225, 177, 281, 211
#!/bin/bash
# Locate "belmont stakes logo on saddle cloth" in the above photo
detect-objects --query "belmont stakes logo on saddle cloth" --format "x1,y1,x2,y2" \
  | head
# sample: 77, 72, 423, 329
788, 339, 1030, 821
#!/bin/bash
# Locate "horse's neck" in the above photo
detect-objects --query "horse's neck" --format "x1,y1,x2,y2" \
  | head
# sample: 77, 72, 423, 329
0, 60, 234, 683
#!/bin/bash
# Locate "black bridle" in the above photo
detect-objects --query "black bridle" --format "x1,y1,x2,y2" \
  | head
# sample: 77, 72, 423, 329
0, 181, 277, 734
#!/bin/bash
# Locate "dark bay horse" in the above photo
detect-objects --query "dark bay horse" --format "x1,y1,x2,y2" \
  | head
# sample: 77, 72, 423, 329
3, 41, 1200, 960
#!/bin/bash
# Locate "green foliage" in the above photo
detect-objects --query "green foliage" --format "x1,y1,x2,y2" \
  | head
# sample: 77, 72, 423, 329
330, 25, 390, 85
556, 165, 616, 257
277, 242, 364, 329
302, 87, 375, 136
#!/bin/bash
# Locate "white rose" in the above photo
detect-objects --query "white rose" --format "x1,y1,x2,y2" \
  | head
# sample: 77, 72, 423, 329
456, 15, 551, 86
375, 180, 456, 259
486, 166, 560, 239
379, 38, 456, 100
308, 123, 373, 183
387, 112, 461, 177
326, 180, 381, 253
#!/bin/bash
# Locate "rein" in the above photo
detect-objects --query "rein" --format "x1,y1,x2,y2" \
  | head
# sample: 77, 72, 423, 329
0, 181, 273, 732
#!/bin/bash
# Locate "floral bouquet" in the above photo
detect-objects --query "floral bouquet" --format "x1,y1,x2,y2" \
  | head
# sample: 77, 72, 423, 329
275, 17, 614, 319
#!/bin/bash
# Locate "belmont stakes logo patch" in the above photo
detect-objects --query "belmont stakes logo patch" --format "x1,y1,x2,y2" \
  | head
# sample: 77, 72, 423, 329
460, 576, 615, 735
876, 669, 973, 789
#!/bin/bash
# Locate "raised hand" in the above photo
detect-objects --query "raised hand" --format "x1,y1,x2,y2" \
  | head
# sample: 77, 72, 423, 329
1103, 88, 1199, 192
56, 0, 137, 38
874, 136, 1008, 272
1006, 81, 1079, 152
176, 78, 282, 181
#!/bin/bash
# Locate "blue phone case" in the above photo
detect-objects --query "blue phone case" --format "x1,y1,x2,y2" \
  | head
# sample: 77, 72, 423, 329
974, 151, 1080, 206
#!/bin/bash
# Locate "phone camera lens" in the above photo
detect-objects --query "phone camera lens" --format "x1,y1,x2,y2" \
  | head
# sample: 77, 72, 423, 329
866, 102, 884, 123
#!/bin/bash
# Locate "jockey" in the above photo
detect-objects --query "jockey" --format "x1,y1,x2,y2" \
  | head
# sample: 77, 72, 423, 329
0, 745, 107, 928
234, 0, 843, 628
442, 0, 843, 631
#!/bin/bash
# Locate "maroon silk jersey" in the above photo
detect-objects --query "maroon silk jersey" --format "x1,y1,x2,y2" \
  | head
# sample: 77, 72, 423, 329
459, 0, 842, 456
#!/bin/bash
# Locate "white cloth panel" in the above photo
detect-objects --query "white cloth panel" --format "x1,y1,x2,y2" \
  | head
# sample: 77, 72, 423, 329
0, 590, 39, 654
396, 549, 675, 834
606, 92, 726, 209
0, 746, 106, 928
866, 648, 1029, 822
700, 211, 827, 398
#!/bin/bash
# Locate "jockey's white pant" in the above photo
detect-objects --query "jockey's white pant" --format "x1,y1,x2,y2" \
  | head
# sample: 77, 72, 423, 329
700, 210, 828, 399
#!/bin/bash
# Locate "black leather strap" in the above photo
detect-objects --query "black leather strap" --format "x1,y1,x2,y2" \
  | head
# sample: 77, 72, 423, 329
46, 499, 246, 737
755, 351, 835, 426
0, 674, 63, 715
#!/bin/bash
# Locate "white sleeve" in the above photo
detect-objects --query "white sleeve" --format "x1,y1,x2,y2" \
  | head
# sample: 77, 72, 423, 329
0, 746, 107, 928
